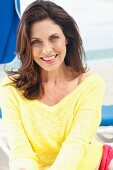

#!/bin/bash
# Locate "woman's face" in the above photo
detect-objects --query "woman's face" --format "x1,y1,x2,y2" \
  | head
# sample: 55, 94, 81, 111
30, 19, 68, 71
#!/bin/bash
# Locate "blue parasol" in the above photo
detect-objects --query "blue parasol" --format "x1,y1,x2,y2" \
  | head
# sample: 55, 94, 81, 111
0, 0, 20, 64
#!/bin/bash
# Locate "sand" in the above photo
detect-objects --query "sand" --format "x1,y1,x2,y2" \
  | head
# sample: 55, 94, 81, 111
88, 58, 113, 105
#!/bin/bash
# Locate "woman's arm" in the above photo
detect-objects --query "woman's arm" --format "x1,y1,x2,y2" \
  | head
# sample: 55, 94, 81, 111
0, 82, 40, 170
46, 77, 105, 170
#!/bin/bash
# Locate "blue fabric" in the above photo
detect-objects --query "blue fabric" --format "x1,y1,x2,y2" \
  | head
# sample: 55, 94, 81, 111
16, 0, 20, 13
0, 0, 20, 64
100, 105, 113, 126
0, 108, 2, 118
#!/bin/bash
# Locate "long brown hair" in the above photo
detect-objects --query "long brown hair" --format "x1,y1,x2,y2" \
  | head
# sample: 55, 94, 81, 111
8, 0, 87, 99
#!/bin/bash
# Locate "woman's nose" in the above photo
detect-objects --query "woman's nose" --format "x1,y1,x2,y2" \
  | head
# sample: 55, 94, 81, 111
42, 42, 53, 55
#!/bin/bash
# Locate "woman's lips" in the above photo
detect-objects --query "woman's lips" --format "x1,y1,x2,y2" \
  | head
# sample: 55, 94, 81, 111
41, 54, 58, 64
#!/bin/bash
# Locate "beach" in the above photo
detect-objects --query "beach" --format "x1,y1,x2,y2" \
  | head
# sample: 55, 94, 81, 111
88, 58, 113, 105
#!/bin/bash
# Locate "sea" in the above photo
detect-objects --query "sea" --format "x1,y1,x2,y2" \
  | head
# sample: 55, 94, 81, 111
0, 48, 113, 78
86, 48, 113, 61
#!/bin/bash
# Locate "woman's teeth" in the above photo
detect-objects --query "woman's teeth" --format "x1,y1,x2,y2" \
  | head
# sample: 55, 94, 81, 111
42, 55, 57, 61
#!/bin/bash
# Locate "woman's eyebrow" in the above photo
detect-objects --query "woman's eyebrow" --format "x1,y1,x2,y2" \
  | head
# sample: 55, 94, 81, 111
31, 37, 40, 40
50, 33, 59, 37
30, 33, 60, 40
30, 37, 42, 42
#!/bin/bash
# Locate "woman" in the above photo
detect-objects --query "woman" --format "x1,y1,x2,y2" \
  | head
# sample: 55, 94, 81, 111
0, 0, 112, 170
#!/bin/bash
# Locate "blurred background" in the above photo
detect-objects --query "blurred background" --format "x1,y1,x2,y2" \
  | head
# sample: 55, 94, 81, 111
0, 0, 113, 169
21, 0, 113, 51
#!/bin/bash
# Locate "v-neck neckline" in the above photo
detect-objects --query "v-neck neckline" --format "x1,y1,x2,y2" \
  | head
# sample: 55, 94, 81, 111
31, 73, 97, 109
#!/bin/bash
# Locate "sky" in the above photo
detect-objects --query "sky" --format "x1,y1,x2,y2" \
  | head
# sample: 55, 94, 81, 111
20, 0, 113, 51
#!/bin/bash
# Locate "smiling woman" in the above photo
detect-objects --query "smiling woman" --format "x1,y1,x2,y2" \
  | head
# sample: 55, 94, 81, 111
0, 1, 112, 170
11, 0, 86, 100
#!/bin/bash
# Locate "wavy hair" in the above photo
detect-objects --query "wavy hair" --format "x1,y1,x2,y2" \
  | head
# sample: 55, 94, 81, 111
8, 0, 87, 99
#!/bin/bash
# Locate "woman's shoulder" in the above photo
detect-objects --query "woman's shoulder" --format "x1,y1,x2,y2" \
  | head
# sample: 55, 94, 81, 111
74, 72, 105, 95
0, 74, 20, 87
0, 74, 20, 94
80, 71, 105, 86
0, 76, 13, 101
0, 76, 12, 87
0, 75, 22, 101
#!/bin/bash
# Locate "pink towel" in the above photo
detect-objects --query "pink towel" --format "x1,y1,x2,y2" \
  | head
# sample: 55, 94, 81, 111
99, 145, 113, 170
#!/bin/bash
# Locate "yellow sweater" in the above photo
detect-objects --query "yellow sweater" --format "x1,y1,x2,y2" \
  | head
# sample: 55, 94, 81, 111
0, 74, 105, 170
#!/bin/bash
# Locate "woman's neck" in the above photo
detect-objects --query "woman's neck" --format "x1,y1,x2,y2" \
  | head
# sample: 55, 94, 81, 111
40, 64, 74, 85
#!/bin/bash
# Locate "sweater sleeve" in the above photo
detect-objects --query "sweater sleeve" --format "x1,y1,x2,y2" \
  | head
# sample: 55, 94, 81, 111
0, 83, 40, 170
46, 76, 105, 170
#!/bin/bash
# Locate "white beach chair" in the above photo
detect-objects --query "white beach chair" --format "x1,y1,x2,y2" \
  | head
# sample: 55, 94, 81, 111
96, 105, 113, 146
0, 110, 10, 157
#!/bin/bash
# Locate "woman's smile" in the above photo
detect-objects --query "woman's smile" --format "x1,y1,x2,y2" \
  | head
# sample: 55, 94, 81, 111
40, 54, 58, 65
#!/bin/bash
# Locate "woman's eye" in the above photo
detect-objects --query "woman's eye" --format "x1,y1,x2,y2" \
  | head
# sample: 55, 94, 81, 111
53, 36, 59, 39
31, 40, 41, 45
50, 36, 59, 41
